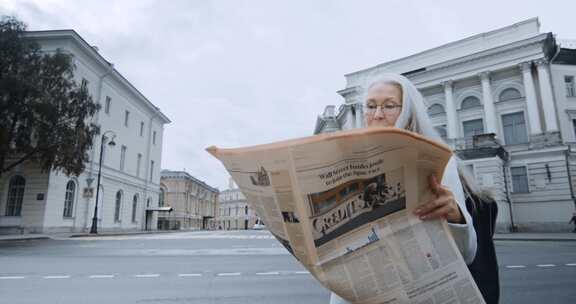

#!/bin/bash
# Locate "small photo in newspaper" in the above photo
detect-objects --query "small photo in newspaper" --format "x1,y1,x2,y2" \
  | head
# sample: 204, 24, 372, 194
308, 167, 406, 251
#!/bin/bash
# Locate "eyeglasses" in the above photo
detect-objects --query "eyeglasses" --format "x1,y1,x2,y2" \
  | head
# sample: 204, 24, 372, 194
365, 102, 402, 114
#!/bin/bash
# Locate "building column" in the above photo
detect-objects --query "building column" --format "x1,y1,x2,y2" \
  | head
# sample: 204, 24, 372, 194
354, 103, 364, 128
535, 59, 559, 132
479, 72, 498, 134
442, 80, 458, 139
519, 62, 542, 135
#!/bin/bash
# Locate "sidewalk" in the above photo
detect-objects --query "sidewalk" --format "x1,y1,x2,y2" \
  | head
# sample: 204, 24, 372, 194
494, 232, 576, 242
0, 230, 185, 242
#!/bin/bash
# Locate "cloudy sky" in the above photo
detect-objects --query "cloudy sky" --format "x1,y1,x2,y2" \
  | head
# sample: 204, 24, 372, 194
2, 0, 576, 189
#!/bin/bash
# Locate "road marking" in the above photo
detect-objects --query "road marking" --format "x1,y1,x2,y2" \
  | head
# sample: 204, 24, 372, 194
0, 276, 25, 280
44, 275, 71, 279
536, 264, 556, 268
135, 274, 160, 278
505, 265, 526, 269
217, 272, 241, 276
178, 273, 202, 277
89, 275, 115, 279
566, 263, 576, 266
294, 271, 310, 274
256, 271, 280, 276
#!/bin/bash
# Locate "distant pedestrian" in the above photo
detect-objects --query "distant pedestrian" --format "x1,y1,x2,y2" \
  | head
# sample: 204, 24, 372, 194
569, 212, 576, 233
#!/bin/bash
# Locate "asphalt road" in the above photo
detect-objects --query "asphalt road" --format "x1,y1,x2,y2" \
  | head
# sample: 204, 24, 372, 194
0, 230, 575, 304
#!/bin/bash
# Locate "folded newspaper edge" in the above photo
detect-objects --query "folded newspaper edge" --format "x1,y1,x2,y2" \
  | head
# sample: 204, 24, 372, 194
207, 127, 485, 304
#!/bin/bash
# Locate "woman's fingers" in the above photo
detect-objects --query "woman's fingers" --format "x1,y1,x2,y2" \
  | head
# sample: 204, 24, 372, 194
420, 205, 452, 220
413, 197, 450, 217
428, 174, 449, 196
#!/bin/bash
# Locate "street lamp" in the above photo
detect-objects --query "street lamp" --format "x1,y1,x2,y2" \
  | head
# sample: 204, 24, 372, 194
90, 131, 117, 234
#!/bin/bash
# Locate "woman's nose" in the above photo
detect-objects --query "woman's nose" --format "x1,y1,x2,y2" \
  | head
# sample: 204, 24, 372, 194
373, 106, 385, 119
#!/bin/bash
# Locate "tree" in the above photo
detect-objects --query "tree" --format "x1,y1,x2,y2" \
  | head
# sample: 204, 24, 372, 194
0, 16, 100, 178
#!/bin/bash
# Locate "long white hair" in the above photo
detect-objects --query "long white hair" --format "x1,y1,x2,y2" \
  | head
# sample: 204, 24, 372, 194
363, 73, 492, 203
363, 73, 444, 144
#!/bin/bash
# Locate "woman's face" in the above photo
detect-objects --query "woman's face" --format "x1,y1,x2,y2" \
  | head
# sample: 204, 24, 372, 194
364, 83, 403, 127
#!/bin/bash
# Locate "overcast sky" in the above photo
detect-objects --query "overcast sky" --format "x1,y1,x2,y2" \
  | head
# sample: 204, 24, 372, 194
2, 0, 576, 189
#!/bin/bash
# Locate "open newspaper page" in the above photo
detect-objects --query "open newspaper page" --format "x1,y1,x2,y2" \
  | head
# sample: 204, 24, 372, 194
207, 127, 485, 304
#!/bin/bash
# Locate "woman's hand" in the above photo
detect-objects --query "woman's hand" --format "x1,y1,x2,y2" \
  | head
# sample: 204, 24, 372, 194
413, 175, 465, 224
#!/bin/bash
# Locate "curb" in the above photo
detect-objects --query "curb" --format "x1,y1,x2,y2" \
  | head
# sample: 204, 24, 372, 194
0, 236, 51, 242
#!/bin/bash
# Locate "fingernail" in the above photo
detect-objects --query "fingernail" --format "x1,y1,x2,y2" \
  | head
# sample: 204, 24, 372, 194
420, 215, 426, 220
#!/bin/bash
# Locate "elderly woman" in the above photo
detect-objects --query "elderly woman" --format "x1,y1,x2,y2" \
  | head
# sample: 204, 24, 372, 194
329, 73, 478, 304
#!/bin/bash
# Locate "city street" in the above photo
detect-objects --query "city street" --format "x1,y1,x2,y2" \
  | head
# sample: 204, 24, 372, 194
0, 230, 575, 304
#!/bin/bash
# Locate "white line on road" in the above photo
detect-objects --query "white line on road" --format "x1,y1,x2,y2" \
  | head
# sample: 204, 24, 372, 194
256, 271, 280, 276
294, 271, 310, 274
178, 273, 202, 277
217, 272, 241, 276
536, 264, 556, 268
135, 274, 160, 278
0, 276, 25, 280
566, 263, 576, 266
89, 275, 115, 279
505, 265, 526, 269
44, 275, 71, 279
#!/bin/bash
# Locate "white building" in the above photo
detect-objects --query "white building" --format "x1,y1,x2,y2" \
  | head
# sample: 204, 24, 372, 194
0, 30, 170, 234
315, 18, 576, 232
218, 178, 260, 230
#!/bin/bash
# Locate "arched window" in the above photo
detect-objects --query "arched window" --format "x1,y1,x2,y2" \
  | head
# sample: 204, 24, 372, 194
114, 191, 123, 222
245, 205, 249, 215
146, 198, 151, 208
499, 88, 522, 101
5, 175, 25, 216
63, 180, 76, 218
427, 104, 445, 116
460, 96, 482, 110
132, 195, 138, 223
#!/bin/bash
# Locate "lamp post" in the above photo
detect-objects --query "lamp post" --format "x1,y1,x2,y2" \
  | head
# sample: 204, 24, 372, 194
90, 131, 116, 234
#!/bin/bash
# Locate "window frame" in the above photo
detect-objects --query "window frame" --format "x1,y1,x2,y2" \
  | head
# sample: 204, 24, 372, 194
124, 110, 130, 127
510, 166, 530, 193
114, 190, 123, 222
63, 180, 76, 218
5, 175, 26, 216
501, 111, 528, 145
105, 96, 111, 114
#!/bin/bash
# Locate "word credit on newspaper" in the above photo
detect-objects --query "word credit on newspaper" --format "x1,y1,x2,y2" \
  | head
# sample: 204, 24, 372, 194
207, 127, 485, 304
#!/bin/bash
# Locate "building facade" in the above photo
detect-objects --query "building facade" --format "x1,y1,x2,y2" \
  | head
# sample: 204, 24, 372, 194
0, 30, 170, 234
159, 170, 218, 230
315, 18, 576, 232
217, 178, 259, 230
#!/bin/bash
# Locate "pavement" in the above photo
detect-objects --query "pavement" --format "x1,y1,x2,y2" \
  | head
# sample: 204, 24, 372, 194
1, 230, 576, 242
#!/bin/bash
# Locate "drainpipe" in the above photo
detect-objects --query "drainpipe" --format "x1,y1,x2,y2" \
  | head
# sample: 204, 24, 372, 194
501, 151, 517, 232
564, 146, 576, 209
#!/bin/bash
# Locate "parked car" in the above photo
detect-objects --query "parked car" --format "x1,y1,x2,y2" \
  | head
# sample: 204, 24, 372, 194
253, 223, 266, 230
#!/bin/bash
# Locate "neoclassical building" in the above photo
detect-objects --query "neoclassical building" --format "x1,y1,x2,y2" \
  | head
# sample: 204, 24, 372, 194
159, 170, 219, 230
0, 30, 170, 234
315, 18, 576, 232
218, 178, 260, 230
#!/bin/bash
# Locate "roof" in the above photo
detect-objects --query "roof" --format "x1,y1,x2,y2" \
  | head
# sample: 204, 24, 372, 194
23, 30, 171, 124
160, 170, 219, 193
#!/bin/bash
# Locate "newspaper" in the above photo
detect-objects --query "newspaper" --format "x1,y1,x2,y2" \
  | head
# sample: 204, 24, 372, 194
207, 127, 485, 304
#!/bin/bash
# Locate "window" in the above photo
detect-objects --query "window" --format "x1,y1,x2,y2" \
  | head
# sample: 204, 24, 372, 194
463, 119, 484, 138
572, 119, 576, 138
245, 206, 248, 215
105, 96, 111, 114
152, 131, 157, 145
565, 76, 575, 97
502, 112, 528, 145
136, 153, 142, 177
5, 175, 25, 216
124, 111, 130, 127
63, 180, 76, 218
150, 160, 155, 182
460, 96, 482, 110
159, 188, 165, 206
114, 191, 123, 222
499, 88, 522, 101
120, 145, 127, 171
511, 167, 529, 193
140, 121, 144, 137
427, 104, 445, 116
132, 195, 138, 223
